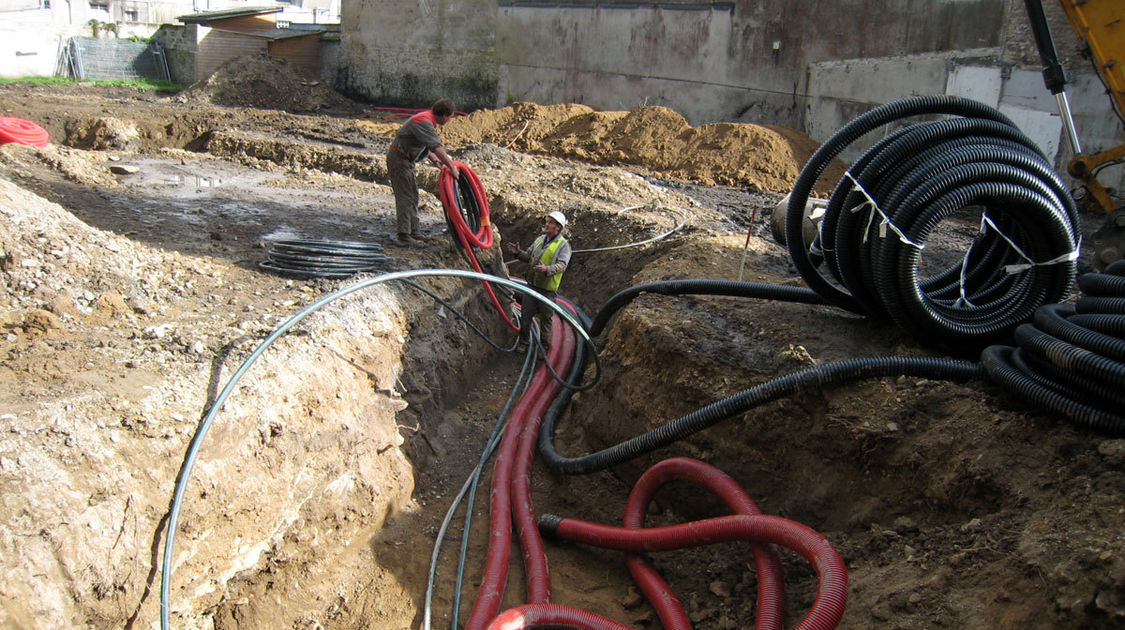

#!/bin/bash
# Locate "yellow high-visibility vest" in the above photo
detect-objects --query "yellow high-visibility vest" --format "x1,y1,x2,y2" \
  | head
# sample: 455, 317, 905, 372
531, 234, 568, 291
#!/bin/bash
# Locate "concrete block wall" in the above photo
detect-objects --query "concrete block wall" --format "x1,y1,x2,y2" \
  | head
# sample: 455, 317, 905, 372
339, 0, 1013, 125
497, 3, 773, 124
807, 51, 1124, 198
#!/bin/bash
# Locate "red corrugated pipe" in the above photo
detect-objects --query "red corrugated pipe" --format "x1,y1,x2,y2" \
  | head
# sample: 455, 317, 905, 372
464, 320, 576, 629
512, 319, 577, 603
486, 603, 632, 630
529, 457, 847, 630
622, 457, 786, 630
438, 162, 517, 330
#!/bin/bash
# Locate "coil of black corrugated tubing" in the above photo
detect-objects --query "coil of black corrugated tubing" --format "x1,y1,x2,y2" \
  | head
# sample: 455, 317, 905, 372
259, 238, 392, 278
541, 95, 1122, 488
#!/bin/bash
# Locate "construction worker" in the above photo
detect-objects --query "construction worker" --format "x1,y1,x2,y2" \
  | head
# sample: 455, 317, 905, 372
505, 210, 572, 347
386, 98, 460, 246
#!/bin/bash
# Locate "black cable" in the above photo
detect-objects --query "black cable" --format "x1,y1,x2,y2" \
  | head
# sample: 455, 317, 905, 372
539, 355, 984, 474
589, 279, 827, 338
401, 280, 521, 353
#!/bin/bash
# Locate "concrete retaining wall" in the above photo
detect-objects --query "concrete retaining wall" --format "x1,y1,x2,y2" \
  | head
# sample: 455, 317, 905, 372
339, 0, 1124, 196
336, 0, 498, 110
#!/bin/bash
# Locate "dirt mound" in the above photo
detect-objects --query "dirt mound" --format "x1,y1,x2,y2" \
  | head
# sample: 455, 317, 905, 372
440, 101, 844, 193
179, 54, 357, 113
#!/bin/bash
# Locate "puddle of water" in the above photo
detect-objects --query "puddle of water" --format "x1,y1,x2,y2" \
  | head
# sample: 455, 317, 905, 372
99, 156, 395, 251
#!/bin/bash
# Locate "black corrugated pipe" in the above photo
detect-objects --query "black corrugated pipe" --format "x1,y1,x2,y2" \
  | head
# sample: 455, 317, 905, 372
981, 260, 1125, 434
786, 95, 1079, 354
535, 97, 1120, 479
538, 298, 593, 464
538, 355, 983, 474
588, 279, 828, 338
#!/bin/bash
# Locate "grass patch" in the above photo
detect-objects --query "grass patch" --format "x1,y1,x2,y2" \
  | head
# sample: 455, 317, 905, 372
0, 76, 183, 92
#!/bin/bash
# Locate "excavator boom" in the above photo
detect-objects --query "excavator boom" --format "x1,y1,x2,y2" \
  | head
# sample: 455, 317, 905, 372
1057, 0, 1125, 121
1026, 0, 1125, 269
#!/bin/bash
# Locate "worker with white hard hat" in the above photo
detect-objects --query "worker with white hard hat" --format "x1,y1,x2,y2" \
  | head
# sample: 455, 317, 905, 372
505, 210, 573, 348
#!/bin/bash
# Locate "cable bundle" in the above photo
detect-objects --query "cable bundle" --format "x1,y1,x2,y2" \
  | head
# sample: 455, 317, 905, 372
258, 238, 391, 278
785, 95, 1080, 353
982, 260, 1125, 434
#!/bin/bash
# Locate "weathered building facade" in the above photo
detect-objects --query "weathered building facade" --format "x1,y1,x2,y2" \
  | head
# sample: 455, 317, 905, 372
336, 0, 1122, 191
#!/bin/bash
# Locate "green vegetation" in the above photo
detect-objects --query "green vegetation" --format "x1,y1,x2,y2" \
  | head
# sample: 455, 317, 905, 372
0, 76, 182, 92
87, 19, 118, 38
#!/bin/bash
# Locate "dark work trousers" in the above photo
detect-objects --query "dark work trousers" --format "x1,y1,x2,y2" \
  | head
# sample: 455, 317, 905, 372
386, 152, 420, 236
519, 285, 557, 345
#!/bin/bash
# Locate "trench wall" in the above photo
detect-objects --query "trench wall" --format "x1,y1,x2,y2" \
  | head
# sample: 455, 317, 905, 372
339, 0, 1124, 196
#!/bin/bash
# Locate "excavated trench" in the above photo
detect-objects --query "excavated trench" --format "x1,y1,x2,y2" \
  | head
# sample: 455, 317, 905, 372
5, 97, 1124, 630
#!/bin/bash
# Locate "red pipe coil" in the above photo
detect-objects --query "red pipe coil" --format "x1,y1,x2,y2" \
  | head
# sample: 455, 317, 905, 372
436, 159, 519, 330
622, 457, 787, 630
0, 117, 49, 148
438, 162, 518, 331
440, 161, 493, 249
550, 512, 848, 630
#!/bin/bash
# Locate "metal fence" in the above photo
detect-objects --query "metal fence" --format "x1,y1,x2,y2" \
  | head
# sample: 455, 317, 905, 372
58, 37, 170, 81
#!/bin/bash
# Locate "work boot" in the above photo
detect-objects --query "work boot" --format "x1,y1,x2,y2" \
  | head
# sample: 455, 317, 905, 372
393, 233, 423, 247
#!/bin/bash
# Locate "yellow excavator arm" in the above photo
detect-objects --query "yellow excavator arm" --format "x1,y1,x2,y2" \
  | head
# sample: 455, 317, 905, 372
1027, 0, 1125, 269
1057, 0, 1125, 220
1057, 0, 1125, 119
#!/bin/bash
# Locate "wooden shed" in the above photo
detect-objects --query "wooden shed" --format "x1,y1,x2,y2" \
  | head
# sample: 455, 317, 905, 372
177, 6, 324, 82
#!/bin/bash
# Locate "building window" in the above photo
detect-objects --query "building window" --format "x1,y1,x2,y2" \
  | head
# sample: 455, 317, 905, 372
89, 0, 108, 10
124, 9, 138, 20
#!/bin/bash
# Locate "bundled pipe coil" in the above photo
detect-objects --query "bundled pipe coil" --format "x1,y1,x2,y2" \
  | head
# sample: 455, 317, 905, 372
785, 95, 1080, 354
259, 238, 391, 278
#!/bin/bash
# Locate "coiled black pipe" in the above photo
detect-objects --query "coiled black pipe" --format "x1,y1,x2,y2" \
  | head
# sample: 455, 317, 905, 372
787, 95, 1078, 353
981, 260, 1125, 434
259, 238, 391, 278
537, 96, 1121, 479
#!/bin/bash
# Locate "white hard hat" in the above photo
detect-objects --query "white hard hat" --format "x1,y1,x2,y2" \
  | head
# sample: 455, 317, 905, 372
547, 210, 567, 228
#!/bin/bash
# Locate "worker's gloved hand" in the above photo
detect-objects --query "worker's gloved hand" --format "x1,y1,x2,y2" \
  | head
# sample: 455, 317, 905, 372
505, 241, 520, 255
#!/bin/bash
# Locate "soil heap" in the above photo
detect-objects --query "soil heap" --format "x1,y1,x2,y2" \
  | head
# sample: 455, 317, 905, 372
179, 54, 357, 113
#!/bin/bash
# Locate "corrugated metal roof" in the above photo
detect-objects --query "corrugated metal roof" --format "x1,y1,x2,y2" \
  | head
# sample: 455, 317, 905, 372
211, 27, 325, 41
176, 6, 284, 23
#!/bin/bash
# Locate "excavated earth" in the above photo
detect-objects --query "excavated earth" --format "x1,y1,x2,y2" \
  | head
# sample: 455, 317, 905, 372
1, 58, 1124, 630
